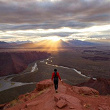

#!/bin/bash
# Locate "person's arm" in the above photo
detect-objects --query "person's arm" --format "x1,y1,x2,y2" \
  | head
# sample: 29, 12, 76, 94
57, 72, 61, 80
51, 72, 54, 80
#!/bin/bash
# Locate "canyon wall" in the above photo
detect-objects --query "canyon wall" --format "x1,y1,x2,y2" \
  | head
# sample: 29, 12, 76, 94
0, 51, 50, 77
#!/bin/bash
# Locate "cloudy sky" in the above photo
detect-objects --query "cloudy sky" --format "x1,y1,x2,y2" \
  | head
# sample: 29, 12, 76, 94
0, 0, 110, 42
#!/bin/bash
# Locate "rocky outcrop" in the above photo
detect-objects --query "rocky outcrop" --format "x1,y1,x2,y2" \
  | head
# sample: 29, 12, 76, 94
72, 86, 99, 95
56, 99, 67, 109
0, 52, 50, 77
36, 79, 53, 91
54, 93, 83, 110
77, 78, 110, 95
1, 79, 110, 110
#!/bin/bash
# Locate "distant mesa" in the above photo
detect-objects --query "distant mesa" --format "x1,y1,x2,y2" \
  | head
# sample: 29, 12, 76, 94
82, 56, 110, 61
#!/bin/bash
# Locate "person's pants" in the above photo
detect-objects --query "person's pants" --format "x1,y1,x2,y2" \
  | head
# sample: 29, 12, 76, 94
54, 78, 58, 90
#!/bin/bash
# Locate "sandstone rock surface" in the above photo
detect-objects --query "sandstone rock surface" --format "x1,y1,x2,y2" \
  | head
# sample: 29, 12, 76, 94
54, 93, 83, 110
72, 86, 99, 95
56, 99, 67, 109
36, 79, 53, 91
77, 78, 110, 95
2, 79, 110, 110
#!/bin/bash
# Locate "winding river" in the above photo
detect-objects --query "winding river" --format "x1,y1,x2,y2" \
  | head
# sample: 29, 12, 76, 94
0, 63, 37, 92
44, 57, 96, 80
0, 57, 96, 92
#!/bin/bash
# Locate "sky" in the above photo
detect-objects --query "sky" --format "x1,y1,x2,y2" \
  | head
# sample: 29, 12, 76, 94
0, 0, 110, 42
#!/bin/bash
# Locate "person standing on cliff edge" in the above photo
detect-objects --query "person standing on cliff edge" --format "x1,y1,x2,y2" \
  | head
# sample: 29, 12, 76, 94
51, 69, 62, 93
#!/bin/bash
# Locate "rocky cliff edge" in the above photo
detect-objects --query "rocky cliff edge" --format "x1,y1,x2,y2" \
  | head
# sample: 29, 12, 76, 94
1, 79, 110, 110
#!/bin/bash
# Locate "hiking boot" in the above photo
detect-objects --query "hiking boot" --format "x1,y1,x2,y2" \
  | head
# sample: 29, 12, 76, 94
56, 90, 58, 93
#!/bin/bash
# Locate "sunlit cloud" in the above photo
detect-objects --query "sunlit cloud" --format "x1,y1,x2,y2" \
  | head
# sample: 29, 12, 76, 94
0, 0, 110, 42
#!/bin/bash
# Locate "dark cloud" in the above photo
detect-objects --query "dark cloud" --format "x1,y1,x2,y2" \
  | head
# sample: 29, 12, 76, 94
0, 21, 93, 31
14, 31, 76, 37
0, 0, 110, 25
80, 14, 110, 23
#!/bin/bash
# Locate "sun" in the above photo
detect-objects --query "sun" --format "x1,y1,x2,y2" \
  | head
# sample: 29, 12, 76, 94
36, 36, 63, 51
48, 36, 61, 42
52, 37, 61, 41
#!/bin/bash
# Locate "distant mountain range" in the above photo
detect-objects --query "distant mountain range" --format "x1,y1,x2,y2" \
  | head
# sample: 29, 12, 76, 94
13, 40, 32, 44
0, 39, 109, 49
0, 41, 12, 48
68, 40, 98, 46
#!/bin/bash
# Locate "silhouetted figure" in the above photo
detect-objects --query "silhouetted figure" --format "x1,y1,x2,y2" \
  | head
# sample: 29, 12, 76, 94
51, 69, 62, 93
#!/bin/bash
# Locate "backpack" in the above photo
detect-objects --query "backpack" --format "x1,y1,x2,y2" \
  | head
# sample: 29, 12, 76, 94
54, 72, 58, 78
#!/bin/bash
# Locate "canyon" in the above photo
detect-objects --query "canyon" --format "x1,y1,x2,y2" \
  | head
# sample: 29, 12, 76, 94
0, 51, 50, 77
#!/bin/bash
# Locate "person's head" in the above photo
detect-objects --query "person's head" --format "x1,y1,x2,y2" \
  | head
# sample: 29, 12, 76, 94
54, 69, 57, 72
